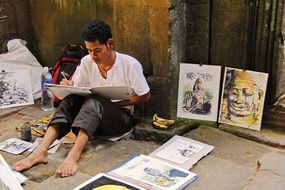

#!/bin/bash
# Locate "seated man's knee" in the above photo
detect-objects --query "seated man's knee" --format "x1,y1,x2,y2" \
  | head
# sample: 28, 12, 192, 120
82, 95, 103, 112
58, 94, 85, 111
63, 94, 83, 102
60, 94, 84, 106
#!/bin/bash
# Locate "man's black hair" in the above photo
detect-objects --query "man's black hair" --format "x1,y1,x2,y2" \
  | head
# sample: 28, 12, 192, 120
82, 20, 112, 44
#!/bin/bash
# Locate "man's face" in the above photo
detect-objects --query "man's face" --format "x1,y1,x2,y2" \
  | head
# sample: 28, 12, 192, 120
228, 79, 255, 116
85, 39, 113, 64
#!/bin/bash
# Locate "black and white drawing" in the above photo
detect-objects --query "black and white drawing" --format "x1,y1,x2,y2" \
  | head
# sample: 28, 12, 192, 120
0, 70, 34, 108
0, 138, 33, 155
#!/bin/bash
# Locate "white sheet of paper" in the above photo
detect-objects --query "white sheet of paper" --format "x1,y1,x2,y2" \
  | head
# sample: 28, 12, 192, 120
9, 166, 28, 184
150, 135, 214, 170
90, 86, 131, 100
28, 138, 60, 154
94, 129, 134, 142
47, 84, 91, 99
0, 154, 24, 190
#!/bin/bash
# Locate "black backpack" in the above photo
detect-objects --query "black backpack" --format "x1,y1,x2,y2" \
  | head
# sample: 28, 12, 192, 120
50, 44, 86, 104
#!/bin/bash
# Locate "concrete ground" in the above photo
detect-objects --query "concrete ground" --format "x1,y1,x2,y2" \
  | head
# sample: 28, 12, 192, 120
0, 103, 285, 190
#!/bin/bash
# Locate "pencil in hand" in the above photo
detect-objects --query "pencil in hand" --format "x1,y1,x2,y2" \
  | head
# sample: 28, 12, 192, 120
61, 71, 68, 80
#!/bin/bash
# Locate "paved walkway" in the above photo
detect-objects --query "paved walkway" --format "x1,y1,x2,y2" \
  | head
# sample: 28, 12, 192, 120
0, 103, 285, 190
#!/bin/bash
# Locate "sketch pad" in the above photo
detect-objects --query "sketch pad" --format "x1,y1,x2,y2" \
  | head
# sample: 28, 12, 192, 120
47, 84, 131, 100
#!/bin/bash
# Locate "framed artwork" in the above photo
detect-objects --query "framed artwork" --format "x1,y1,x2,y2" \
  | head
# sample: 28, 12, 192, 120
0, 70, 34, 108
177, 63, 221, 122
218, 67, 268, 131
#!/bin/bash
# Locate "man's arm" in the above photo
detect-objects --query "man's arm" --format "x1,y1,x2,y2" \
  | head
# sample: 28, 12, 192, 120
114, 91, 150, 108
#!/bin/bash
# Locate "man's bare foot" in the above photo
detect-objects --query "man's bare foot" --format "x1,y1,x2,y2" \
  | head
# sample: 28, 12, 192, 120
55, 156, 79, 177
14, 150, 48, 171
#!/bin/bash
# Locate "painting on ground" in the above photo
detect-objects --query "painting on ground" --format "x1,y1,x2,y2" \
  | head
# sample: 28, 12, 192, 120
218, 67, 268, 131
0, 70, 34, 109
177, 63, 221, 122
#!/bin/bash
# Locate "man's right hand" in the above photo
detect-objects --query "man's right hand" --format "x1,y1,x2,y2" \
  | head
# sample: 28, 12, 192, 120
60, 79, 74, 86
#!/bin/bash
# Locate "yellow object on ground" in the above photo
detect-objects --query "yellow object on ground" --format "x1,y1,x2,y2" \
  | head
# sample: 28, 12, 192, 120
152, 113, 175, 130
38, 115, 53, 124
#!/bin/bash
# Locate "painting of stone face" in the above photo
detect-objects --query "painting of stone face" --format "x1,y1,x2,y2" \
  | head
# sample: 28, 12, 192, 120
218, 67, 268, 131
177, 63, 221, 122
0, 70, 34, 108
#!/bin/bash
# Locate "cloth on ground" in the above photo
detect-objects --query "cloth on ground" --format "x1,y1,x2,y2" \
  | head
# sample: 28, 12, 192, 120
0, 39, 43, 99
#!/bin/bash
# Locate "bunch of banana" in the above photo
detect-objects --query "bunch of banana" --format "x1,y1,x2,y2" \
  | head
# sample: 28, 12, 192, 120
38, 115, 53, 124
31, 127, 46, 137
152, 113, 175, 129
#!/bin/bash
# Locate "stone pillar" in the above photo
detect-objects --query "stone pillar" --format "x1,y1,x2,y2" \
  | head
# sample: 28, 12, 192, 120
272, 2, 285, 101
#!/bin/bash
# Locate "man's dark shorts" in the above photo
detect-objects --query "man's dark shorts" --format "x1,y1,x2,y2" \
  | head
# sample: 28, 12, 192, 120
48, 94, 137, 139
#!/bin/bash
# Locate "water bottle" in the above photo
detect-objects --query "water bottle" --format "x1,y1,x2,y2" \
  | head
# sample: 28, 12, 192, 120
41, 67, 54, 111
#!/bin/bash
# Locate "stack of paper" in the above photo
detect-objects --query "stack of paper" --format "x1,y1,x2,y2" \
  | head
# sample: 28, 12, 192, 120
0, 154, 24, 190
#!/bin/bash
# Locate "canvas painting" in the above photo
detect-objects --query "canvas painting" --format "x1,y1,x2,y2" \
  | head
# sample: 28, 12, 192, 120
0, 70, 34, 108
177, 63, 221, 122
218, 67, 268, 131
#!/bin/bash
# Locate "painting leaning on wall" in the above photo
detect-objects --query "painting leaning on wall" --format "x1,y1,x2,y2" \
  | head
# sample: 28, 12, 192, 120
219, 67, 268, 131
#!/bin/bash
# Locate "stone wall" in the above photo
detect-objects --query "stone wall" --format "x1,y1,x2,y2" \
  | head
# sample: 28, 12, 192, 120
0, 0, 35, 52
177, 0, 285, 106
1, 0, 284, 119
30, 0, 170, 118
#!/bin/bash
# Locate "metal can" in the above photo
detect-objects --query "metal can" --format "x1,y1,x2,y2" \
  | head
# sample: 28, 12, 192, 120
21, 125, 32, 142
